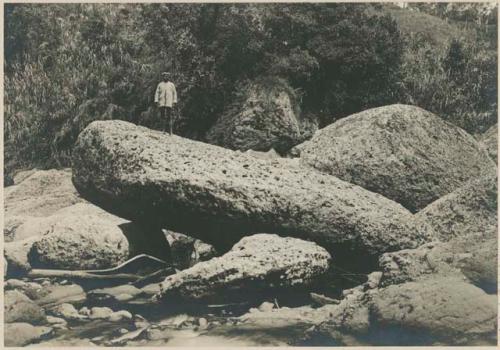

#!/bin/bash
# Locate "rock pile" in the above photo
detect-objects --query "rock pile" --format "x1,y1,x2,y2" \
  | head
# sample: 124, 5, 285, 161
4, 104, 497, 346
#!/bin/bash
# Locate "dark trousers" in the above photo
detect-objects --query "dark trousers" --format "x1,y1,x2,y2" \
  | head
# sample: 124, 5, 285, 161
159, 106, 174, 134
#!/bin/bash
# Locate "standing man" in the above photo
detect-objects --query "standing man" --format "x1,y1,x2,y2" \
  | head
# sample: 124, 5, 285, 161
154, 72, 178, 135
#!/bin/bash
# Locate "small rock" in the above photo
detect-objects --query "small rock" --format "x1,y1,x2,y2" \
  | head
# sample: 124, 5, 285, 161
258, 301, 275, 312
364, 271, 383, 290
5, 279, 44, 300
89, 306, 114, 320
4, 290, 46, 324
50, 303, 85, 320
198, 317, 208, 330
34, 283, 86, 307
108, 310, 133, 322
141, 282, 161, 297
89, 284, 142, 303
4, 323, 53, 347
79, 306, 91, 316
119, 328, 129, 334
310, 292, 340, 306
46, 316, 67, 326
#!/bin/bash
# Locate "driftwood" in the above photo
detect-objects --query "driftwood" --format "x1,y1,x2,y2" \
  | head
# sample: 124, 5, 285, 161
27, 254, 174, 284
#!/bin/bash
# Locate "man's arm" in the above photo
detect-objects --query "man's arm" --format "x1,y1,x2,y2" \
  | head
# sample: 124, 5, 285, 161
172, 84, 178, 105
154, 83, 160, 104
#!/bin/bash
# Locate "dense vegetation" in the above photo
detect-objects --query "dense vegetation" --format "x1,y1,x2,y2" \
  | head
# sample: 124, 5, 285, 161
4, 3, 497, 175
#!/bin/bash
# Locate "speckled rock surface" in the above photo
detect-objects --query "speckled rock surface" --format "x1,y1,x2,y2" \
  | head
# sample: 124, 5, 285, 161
5, 290, 46, 324
297, 104, 495, 212
205, 80, 301, 153
4, 322, 53, 347
72, 120, 426, 256
4, 168, 84, 218
370, 277, 498, 345
379, 238, 497, 293
479, 123, 497, 161
415, 169, 497, 242
29, 207, 130, 270
157, 234, 331, 302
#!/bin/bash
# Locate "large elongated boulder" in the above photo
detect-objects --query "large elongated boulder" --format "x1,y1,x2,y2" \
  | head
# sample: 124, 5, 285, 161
297, 104, 495, 212
72, 120, 427, 256
156, 234, 331, 302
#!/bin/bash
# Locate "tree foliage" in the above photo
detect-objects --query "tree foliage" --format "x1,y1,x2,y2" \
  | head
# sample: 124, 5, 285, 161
4, 3, 497, 176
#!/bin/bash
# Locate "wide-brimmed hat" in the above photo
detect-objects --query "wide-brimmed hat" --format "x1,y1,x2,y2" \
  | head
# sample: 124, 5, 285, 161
161, 72, 170, 76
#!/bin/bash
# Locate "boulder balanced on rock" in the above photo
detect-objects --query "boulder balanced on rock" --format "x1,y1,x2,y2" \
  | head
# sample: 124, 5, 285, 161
72, 120, 427, 256
296, 104, 495, 212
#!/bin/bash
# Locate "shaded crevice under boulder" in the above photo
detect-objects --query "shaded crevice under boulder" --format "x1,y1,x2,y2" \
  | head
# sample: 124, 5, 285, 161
205, 79, 302, 153
72, 120, 428, 258
156, 234, 331, 302
296, 104, 495, 212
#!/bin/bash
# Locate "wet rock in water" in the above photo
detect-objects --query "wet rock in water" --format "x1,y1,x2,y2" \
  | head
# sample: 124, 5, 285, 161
257, 301, 275, 312
4, 323, 53, 347
157, 234, 330, 302
89, 306, 114, 320
4, 168, 84, 219
108, 310, 133, 322
72, 120, 426, 257
415, 169, 497, 242
31, 338, 97, 347
46, 316, 68, 327
310, 293, 340, 306
34, 283, 86, 307
88, 284, 143, 303
205, 79, 302, 153
28, 204, 130, 270
141, 282, 161, 297
4, 290, 46, 324
370, 277, 497, 345
232, 304, 336, 346
50, 303, 86, 320
479, 123, 497, 161
4, 278, 43, 300
297, 104, 495, 212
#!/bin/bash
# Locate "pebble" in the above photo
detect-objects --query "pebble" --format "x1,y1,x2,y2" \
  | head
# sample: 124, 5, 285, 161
50, 303, 85, 320
258, 301, 275, 312
198, 317, 208, 330
79, 306, 91, 316
89, 306, 114, 320
108, 310, 133, 322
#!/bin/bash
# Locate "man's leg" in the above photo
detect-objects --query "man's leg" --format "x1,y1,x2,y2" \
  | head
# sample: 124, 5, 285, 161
167, 107, 173, 135
160, 107, 167, 132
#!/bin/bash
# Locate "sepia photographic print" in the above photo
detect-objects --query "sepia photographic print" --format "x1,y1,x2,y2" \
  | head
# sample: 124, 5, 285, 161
2, 1, 498, 347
